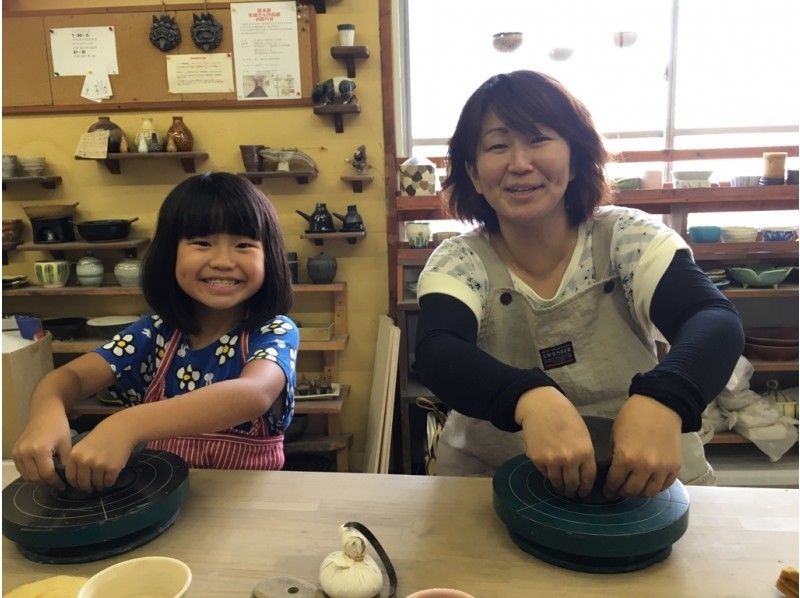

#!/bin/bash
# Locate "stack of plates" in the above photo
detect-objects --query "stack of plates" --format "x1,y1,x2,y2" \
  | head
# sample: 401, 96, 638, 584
744, 327, 799, 361
759, 176, 785, 186
703, 268, 728, 288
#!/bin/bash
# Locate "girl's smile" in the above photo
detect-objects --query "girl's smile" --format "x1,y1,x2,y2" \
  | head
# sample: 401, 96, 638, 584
176, 233, 265, 317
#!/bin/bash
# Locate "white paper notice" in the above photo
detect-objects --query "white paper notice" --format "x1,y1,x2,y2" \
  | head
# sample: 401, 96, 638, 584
166, 53, 235, 94
80, 68, 113, 102
230, 1, 302, 100
50, 26, 119, 77
75, 130, 110, 159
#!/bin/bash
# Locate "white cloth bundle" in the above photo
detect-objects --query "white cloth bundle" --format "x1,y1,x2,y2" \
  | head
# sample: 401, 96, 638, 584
319, 525, 383, 598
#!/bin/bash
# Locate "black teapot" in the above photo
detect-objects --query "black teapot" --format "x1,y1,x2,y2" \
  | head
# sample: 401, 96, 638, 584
296, 203, 335, 233
332, 205, 365, 232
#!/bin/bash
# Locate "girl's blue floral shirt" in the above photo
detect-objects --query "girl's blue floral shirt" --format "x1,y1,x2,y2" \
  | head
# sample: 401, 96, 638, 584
93, 314, 299, 435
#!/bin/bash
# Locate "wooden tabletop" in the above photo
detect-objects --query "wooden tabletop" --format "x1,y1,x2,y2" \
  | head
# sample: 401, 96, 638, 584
2, 463, 797, 597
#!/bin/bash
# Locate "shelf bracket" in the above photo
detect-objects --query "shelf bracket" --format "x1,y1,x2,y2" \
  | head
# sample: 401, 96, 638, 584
341, 175, 373, 193
103, 158, 121, 175
180, 158, 197, 173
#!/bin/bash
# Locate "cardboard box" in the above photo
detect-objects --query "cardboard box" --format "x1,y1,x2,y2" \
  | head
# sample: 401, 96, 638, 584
2, 332, 54, 458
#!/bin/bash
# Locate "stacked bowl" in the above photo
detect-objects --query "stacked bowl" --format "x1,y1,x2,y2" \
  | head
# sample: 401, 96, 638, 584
17, 156, 46, 176
743, 327, 798, 362
720, 226, 758, 243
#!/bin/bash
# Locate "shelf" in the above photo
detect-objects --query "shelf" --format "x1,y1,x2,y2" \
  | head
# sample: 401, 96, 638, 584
396, 194, 447, 218
2, 175, 62, 190
614, 185, 798, 214
750, 360, 798, 372
300, 231, 366, 246
295, 385, 350, 414
723, 284, 798, 298
690, 241, 798, 261
49, 334, 349, 355
283, 432, 353, 455
330, 45, 370, 78
13, 237, 150, 259
75, 151, 208, 174
615, 145, 799, 163
239, 170, 317, 185
707, 431, 750, 445
4, 281, 347, 299
398, 246, 434, 265
341, 174, 373, 193
312, 103, 360, 133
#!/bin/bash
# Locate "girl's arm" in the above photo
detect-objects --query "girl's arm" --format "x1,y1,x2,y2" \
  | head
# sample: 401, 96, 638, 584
65, 358, 287, 491
13, 352, 117, 488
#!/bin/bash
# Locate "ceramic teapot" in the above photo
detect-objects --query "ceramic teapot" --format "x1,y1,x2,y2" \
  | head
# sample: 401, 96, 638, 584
296, 203, 335, 233
333, 205, 365, 232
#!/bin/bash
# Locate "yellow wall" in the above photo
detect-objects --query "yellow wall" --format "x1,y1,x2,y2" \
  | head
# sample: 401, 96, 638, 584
2, 0, 389, 471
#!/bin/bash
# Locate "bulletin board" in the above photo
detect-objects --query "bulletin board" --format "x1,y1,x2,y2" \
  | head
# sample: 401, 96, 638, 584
3, 2, 319, 113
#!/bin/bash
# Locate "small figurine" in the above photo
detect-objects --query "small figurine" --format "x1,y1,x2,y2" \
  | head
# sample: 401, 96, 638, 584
348, 145, 368, 175
312, 77, 356, 106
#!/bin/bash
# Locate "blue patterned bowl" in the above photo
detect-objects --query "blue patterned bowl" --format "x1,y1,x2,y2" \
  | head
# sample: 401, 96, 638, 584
762, 228, 798, 242
688, 226, 721, 243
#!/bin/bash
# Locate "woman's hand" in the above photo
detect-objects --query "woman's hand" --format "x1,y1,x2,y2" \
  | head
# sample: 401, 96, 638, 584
515, 387, 596, 498
64, 417, 138, 492
12, 403, 73, 489
604, 394, 683, 498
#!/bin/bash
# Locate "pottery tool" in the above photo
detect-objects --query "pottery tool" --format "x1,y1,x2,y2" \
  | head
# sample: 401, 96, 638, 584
493, 453, 689, 573
2, 449, 189, 564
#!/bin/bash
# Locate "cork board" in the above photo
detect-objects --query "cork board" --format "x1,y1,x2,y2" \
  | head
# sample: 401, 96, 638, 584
3, 2, 318, 113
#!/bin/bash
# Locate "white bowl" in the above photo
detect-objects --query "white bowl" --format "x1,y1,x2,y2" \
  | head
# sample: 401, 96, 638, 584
78, 556, 191, 598
675, 179, 711, 189
673, 170, 712, 181
731, 175, 761, 187
720, 226, 758, 243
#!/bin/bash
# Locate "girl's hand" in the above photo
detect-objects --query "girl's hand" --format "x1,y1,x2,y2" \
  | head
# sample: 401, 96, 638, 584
604, 394, 682, 498
515, 387, 596, 498
13, 405, 73, 490
64, 418, 138, 492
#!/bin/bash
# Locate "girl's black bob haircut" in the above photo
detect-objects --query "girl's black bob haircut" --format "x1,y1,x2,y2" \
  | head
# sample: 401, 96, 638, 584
443, 70, 610, 231
142, 172, 292, 335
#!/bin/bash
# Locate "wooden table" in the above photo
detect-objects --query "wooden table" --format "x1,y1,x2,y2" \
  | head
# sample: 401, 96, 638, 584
2, 463, 797, 597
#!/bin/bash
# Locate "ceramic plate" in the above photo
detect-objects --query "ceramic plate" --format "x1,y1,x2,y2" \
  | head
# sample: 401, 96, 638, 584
2, 275, 28, 289
714, 280, 730, 288
86, 315, 140, 327
295, 383, 341, 401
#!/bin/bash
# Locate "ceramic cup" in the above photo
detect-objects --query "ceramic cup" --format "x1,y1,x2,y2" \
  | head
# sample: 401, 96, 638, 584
405, 221, 431, 248
77, 556, 192, 598
337, 23, 355, 46
34, 260, 70, 288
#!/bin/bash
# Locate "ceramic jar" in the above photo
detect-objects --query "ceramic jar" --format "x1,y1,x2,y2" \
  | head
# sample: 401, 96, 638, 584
405, 221, 431, 248
135, 118, 161, 152
167, 116, 194, 152
2, 155, 18, 178
2, 219, 23, 245
307, 253, 337, 284
399, 156, 436, 196
76, 253, 104, 287
87, 116, 124, 153
114, 257, 142, 288
34, 260, 70, 288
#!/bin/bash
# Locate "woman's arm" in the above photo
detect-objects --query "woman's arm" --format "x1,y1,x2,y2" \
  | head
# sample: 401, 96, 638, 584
415, 293, 560, 431
629, 249, 745, 432
13, 352, 117, 488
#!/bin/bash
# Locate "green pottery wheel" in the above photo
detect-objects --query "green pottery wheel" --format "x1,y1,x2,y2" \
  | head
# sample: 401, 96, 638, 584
2, 449, 189, 564
493, 454, 689, 573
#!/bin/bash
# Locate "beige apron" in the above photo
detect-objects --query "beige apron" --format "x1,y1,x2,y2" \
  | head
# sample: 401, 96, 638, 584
436, 210, 713, 484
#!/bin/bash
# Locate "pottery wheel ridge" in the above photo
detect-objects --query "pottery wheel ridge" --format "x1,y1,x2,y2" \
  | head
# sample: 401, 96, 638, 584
493, 454, 689, 573
2, 449, 189, 564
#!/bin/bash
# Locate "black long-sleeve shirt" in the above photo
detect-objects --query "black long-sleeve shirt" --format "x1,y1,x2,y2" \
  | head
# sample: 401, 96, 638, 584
414, 250, 744, 433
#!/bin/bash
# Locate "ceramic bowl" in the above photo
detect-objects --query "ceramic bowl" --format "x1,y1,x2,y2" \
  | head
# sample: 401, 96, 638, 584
762, 227, 798, 242
431, 231, 459, 245
77, 556, 191, 598
85, 315, 139, 338
726, 265, 793, 288
42, 317, 87, 340
17, 156, 46, 176
406, 590, 476, 598
720, 226, 758, 243
731, 175, 761, 187
673, 170, 712, 181
688, 226, 721, 243
745, 327, 799, 347
34, 260, 70, 288
611, 177, 641, 190
743, 342, 799, 362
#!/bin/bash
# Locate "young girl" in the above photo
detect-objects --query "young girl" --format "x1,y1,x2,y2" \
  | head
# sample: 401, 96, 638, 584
13, 172, 299, 493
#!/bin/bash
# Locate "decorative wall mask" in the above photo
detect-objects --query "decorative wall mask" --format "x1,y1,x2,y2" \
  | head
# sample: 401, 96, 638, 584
191, 12, 223, 52
149, 7, 181, 52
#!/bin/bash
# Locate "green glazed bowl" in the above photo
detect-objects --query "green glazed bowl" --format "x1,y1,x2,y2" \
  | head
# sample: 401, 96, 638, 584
727, 264, 793, 288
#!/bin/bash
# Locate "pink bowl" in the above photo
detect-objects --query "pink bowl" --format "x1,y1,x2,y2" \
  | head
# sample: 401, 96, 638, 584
406, 590, 475, 598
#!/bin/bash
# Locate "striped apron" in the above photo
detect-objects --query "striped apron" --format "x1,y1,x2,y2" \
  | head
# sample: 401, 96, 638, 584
145, 329, 285, 470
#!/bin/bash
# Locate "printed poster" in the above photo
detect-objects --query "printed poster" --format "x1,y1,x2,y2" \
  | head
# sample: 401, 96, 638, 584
50, 26, 119, 77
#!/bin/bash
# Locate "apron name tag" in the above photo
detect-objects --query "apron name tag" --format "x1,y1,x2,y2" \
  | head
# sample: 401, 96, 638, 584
539, 341, 576, 370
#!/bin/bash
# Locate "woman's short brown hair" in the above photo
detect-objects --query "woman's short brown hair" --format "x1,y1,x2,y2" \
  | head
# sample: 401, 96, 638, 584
443, 70, 610, 231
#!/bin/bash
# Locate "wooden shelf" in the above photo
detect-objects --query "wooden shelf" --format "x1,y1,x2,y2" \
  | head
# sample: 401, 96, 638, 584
690, 241, 798, 261
707, 431, 750, 445
300, 231, 366, 245
615, 145, 799, 163
312, 103, 360, 133
2, 175, 62, 190
75, 151, 208, 174
396, 194, 447, 218
330, 45, 369, 78
3, 281, 348, 299
239, 170, 317, 185
283, 432, 352, 455
614, 185, 798, 214
398, 246, 434, 265
12, 237, 150, 260
341, 174, 373, 193
722, 284, 798, 298
751, 360, 798, 372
